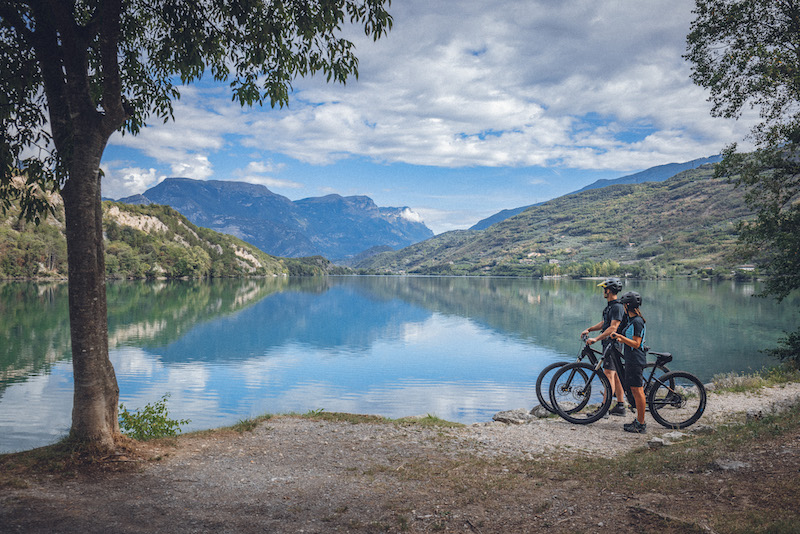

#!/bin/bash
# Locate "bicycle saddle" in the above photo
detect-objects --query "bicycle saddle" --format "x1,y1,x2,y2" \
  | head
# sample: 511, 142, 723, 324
649, 351, 673, 363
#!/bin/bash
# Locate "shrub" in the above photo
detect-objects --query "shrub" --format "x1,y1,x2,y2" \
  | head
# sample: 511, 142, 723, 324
118, 393, 190, 441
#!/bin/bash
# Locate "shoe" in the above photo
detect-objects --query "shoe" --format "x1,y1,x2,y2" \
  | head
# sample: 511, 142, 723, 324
609, 403, 626, 416
586, 406, 607, 418
623, 420, 647, 433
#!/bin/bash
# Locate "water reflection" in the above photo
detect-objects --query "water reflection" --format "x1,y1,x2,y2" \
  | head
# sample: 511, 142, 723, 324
1, 276, 797, 452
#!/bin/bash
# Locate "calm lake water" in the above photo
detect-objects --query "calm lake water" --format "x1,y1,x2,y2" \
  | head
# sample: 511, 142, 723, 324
1, 276, 798, 452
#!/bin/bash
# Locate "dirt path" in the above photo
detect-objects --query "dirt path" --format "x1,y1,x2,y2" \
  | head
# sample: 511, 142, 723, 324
2, 384, 800, 533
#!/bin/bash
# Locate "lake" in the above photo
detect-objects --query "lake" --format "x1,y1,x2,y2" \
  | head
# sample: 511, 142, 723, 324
1, 276, 798, 453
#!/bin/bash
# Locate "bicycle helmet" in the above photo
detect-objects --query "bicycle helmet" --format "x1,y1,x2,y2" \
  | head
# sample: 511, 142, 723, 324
597, 277, 623, 293
619, 291, 642, 308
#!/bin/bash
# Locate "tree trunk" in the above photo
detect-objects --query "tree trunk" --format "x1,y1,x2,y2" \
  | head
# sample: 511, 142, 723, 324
61, 139, 119, 451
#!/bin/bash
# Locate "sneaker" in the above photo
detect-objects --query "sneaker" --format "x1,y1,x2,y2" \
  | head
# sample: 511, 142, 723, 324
623, 420, 647, 434
586, 405, 608, 418
609, 402, 626, 416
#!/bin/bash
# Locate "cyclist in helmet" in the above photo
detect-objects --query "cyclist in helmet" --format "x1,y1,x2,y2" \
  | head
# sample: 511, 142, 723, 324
581, 277, 626, 416
611, 291, 647, 433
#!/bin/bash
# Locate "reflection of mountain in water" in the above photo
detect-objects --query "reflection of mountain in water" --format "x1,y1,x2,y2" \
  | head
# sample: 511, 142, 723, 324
356, 277, 799, 378
4, 277, 797, 390
0, 278, 289, 393
0, 283, 70, 389
155, 277, 431, 362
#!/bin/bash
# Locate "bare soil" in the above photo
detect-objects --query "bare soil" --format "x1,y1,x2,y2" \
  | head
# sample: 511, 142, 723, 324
2, 384, 800, 533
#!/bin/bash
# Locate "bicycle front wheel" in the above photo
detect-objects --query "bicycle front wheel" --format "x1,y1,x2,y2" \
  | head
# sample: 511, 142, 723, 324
535, 361, 568, 413
647, 371, 707, 429
549, 362, 612, 424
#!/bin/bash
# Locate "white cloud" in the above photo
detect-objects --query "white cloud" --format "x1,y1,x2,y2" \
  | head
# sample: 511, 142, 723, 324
103, 0, 759, 214
231, 160, 303, 189
400, 207, 423, 224
101, 164, 165, 199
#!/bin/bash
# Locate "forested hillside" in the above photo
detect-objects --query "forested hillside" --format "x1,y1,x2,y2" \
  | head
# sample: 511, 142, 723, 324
0, 199, 345, 279
357, 165, 754, 278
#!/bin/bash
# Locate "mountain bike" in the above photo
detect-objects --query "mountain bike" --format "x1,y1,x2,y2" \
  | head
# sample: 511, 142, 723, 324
535, 335, 670, 414
548, 345, 706, 429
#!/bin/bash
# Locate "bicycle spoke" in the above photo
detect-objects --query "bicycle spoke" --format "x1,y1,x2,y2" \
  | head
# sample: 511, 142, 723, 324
647, 371, 707, 429
549, 362, 612, 424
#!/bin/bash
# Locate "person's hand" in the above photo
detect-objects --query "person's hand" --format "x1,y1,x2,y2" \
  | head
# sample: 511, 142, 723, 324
610, 333, 617, 341
587, 337, 597, 345
581, 329, 590, 338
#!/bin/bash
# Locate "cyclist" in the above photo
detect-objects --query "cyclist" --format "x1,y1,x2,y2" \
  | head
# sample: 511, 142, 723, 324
611, 291, 647, 433
581, 277, 626, 416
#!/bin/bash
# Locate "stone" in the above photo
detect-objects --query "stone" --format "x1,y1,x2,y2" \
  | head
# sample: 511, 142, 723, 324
713, 459, 750, 471
647, 437, 666, 449
746, 409, 763, 422
662, 431, 687, 443
493, 409, 535, 424
530, 405, 551, 418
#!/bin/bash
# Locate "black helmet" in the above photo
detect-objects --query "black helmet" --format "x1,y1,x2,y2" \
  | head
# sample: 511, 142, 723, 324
597, 277, 622, 293
619, 291, 642, 308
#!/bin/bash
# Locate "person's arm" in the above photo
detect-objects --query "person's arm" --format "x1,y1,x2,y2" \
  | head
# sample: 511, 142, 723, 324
611, 331, 642, 349
581, 321, 603, 338
587, 319, 620, 345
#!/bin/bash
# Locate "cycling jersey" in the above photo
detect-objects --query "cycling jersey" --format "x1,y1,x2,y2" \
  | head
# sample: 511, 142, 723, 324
618, 314, 646, 366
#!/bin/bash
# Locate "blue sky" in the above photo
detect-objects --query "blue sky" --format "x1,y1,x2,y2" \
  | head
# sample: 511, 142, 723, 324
100, 0, 755, 234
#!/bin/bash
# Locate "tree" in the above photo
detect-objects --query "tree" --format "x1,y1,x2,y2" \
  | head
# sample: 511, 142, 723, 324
686, 0, 800, 362
0, 0, 392, 451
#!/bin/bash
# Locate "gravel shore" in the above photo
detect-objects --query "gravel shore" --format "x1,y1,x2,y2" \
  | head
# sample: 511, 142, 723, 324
3, 383, 800, 533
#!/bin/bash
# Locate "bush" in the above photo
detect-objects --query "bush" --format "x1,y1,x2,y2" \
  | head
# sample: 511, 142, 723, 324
765, 328, 800, 367
118, 393, 190, 441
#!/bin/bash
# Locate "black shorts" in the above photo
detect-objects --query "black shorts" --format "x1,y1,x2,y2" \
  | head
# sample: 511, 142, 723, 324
602, 343, 622, 372
624, 361, 644, 388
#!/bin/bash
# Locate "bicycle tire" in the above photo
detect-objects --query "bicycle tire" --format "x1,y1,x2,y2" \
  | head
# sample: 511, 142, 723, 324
647, 370, 707, 429
549, 362, 613, 424
642, 363, 671, 400
535, 361, 569, 413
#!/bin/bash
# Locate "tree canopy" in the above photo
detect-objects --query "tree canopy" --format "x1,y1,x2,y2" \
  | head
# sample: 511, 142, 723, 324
687, 0, 800, 361
1, 0, 392, 208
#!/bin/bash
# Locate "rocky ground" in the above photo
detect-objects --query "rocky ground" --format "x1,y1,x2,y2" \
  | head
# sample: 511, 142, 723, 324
2, 383, 800, 533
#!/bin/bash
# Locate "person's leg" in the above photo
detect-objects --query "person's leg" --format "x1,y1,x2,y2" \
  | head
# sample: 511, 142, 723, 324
631, 386, 646, 424
614, 373, 625, 403
604, 369, 617, 397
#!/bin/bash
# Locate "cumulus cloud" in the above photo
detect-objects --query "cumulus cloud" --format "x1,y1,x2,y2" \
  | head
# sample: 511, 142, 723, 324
232, 160, 303, 189
213, 0, 751, 171
101, 164, 165, 199
102, 0, 758, 223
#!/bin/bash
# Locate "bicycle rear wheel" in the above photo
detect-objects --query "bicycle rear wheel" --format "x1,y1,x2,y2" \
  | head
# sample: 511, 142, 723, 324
647, 371, 707, 429
549, 362, 612, 424
535, 361, 568, 413
642, 363, 671, 399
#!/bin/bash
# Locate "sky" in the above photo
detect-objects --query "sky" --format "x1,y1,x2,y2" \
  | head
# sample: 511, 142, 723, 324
100, 0, 756, 235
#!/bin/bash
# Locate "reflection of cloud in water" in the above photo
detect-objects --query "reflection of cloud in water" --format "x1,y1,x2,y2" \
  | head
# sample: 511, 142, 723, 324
0, 364, 73, 452
110, 347, 165, 376
246, 379, 534, 424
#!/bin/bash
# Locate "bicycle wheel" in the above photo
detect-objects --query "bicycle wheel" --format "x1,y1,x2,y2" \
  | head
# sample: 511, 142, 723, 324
549, 362, 613, 424
647, 371, 707, 429
535, 361, 569, 413
642, 363, 671, 399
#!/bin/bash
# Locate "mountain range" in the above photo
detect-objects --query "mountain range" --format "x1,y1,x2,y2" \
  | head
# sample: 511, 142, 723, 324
119, 178, 434, 261
469, 155, 723, 230
356, 162, 752, 277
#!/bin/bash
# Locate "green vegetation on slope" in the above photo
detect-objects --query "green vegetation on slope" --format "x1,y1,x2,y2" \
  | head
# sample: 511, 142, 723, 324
0, 199, 346, 279
358, 165, 754, 278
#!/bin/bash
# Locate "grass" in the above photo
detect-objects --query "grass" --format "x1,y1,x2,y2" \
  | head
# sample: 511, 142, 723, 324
712, 362, 800, 393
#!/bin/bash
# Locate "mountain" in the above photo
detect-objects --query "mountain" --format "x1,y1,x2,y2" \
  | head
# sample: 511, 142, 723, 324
0, 196, 344, 279
469, 155, 722, 230
357, 165, 752, 277
120, 178, 433, 261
